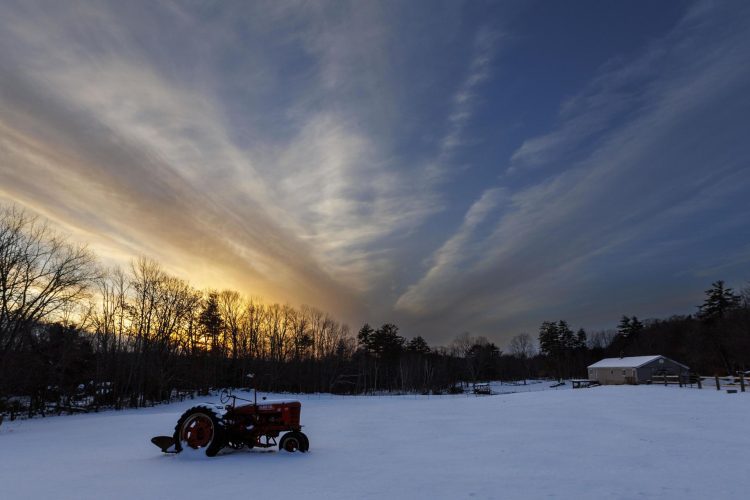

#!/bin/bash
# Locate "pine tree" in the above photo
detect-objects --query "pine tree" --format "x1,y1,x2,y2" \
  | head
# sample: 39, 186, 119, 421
356, 323, 376, 394
407, 336, 430, 354
199, 292, 224, 355
558, 320, 574, 350
371, 324, 405, 359
629, 316, 644, 335
698, 280, 740, 322
575, 328, 587, 349
538, 321, 560, 357
538, 321, 562, 379
697, 280, 740, 374
467, 340, 500, 381
357, 323, 375, 352
198, 291, 224, 394
617, 315, 632, 337
370, 324, 405, 391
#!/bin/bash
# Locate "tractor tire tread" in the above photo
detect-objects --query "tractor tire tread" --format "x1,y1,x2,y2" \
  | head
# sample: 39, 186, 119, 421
173, 406, 226, 457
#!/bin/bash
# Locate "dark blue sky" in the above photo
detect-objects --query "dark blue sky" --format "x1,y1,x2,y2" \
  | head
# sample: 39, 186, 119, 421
1, 0, 749, 346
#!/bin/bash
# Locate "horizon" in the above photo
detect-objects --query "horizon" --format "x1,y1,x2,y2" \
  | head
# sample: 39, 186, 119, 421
2, 0, 750, 346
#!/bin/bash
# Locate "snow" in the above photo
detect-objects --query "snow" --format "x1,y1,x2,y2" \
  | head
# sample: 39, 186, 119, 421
1, 385, 748, 499
259, 399, 301, 405
588, 355, 667, 368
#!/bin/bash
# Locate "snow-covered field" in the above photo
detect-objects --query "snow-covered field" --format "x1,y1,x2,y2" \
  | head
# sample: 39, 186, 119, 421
1, 384, 748, 499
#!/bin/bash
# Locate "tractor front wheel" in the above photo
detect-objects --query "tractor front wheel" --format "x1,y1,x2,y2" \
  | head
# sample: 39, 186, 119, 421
279, 431, 309, 453
173, 407, 226, 457
298, 432, 310, 452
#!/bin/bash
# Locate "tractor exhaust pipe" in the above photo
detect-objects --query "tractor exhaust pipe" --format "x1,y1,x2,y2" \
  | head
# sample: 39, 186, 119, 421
247, 373, 256, 405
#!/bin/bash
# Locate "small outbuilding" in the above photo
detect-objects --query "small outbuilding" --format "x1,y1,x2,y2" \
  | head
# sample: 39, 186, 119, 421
587, 355, 689, 385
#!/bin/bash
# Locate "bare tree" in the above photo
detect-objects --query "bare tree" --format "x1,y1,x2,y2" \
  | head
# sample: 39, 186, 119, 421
218, 289, 244, 362
0, 205, 97, 360
587, 330, 616, 350
507, 333, 535, 381
508, 333, 535, 359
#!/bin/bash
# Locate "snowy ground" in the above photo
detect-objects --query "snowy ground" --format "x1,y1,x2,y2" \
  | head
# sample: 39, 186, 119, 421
1, 384, 748, 499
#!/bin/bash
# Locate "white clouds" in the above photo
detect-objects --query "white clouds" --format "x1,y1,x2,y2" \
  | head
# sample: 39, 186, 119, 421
0, 2, 369, 313
269, 112, 439, 290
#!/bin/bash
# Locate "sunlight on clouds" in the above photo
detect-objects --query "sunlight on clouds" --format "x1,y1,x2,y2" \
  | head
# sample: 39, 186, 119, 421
0, 0, 454, 324
271, 112, 440, 290
2, 1, 748, 344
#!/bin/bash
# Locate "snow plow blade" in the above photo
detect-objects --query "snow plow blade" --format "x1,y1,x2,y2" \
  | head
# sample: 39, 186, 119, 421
151, 435, 178, 453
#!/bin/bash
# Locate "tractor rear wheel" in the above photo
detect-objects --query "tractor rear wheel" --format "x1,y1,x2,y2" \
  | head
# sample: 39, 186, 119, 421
173, 407, 226, 457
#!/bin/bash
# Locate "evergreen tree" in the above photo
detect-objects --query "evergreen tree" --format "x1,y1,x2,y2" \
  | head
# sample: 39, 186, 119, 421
407, 336, 430, 354
198, 291, 224, 394
630, 316, 644, 335
617, 315, 632, 337
575, 328, 587, 349
356, 323, 376, 394
558, 320, 574, 350
371, 323, 405, 359
466, 340, 500, 381
697, 280, 741, 374
538, 321, 562, 379
698, 280, 740, 321
199, 292, 224, 354
538, 321, 560, 357
357, 323, 375, 352
618, 315, 644, 339
368, 323, 405, 391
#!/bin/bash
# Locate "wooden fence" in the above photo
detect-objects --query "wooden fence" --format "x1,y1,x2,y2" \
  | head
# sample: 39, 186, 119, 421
651, 373, 747, 392
650, 374, 683, 386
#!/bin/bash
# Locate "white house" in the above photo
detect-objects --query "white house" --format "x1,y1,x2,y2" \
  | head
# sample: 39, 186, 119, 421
587, 355, 689, 385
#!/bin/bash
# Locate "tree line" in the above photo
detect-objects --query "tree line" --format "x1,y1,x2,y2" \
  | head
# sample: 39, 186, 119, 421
0, 204, 510, 417
1, 203, 749, 418
531, 280, 750, 380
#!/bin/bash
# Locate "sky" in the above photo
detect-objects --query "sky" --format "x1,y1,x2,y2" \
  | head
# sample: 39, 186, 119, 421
1, 0, 750, 347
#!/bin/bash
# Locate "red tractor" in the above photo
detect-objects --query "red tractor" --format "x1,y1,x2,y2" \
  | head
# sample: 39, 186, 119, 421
151, 388, 309, 457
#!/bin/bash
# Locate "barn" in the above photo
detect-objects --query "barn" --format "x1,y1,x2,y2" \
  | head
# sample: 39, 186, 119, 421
587, 355, 689, 385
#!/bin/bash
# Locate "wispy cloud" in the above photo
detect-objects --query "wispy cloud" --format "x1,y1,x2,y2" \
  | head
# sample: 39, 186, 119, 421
0, 0, 493, 325
429, 27, 500, 180
0, 1, 419, 317
2, 1, 748, 344
396, 187, 506, 313
395, 1, 750, 340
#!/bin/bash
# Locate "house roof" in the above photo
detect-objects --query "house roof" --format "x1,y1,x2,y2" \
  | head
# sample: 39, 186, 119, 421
588, 355, 688, 369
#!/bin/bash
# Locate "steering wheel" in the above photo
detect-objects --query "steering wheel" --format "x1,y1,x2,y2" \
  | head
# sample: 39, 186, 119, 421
220, 388, 232, 404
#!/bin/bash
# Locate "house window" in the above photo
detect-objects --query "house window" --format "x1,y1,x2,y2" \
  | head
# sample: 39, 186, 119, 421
622, 370, 626, 375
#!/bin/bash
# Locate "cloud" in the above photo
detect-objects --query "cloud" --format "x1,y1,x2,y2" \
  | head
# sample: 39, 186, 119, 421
0, 0, 487, 326
395, 1, 750, 341
0, 1, 431, 319
396, 187, 506, 313
3, 1, 748, 346
428, 26, 501, 180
